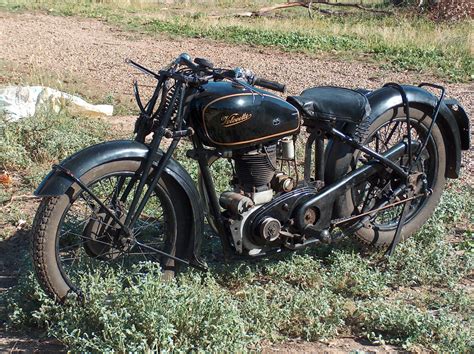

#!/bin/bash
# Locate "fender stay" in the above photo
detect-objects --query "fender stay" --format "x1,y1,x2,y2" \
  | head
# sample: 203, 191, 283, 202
366, 85, 469, 178
35, 140, 204, 267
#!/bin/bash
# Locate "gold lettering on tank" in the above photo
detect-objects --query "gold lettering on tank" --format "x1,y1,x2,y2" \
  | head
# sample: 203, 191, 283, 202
220, 113, 252, 127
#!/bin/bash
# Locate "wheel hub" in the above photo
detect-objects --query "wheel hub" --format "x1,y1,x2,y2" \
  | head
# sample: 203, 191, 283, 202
82, 203, 131, 260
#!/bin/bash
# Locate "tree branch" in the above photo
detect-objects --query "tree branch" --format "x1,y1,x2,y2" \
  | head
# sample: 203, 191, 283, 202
229, 1, 392, 17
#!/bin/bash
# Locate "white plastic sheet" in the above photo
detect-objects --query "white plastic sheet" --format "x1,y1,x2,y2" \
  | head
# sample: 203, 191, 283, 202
0, 86, 114, 121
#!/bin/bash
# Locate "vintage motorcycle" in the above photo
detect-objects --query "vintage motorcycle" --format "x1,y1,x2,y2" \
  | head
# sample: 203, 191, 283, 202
31, 54, 470, 301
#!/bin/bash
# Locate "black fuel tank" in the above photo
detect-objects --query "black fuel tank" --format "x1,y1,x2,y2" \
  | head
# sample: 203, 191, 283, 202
190, 81, 300, 149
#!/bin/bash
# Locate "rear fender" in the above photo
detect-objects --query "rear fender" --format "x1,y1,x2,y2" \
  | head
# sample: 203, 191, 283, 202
35, 140, 204, 266
324, 85, 470, 220
325, 85, 470, 182
364, 85, 469, 178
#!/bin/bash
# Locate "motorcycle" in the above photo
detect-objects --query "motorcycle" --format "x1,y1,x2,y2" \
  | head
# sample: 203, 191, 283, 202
31, 53, 470, 301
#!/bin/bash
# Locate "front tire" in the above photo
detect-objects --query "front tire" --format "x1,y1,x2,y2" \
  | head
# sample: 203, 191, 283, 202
31, 160, 189, 301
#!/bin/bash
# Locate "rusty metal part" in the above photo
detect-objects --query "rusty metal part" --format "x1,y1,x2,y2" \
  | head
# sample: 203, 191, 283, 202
219, 191, 254, 215
303, 207, 318, 225
272, 173, 294, 192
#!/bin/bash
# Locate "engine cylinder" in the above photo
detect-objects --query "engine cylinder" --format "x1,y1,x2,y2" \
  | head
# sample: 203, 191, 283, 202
234, 145, 277, 191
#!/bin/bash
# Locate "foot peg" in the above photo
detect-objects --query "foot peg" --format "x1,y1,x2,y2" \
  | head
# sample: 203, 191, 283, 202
304, 226, 331, 244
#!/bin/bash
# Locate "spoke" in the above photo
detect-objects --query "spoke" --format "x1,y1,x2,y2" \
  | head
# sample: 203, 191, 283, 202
383, 121, 400, 147
360, 183, 376, 213
134, 244, 161, 262
59, 231, 115, 248
133, 216, 164, 235
56, 170, 170, 290
58, 240, 87, 252
97, 180, 111, 201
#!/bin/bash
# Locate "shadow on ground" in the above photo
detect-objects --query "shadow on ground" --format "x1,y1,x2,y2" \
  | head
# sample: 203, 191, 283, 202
0, 228, 67, 352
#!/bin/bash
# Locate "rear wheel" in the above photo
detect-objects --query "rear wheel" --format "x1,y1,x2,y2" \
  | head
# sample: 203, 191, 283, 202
340, 105, 446, 246
31, 160, 185, 301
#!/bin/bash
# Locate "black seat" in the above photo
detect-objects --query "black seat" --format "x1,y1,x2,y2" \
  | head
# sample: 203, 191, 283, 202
287, 86, 371, 123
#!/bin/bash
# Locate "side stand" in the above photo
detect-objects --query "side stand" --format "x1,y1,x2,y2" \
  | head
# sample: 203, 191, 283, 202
386, 198, 412, 257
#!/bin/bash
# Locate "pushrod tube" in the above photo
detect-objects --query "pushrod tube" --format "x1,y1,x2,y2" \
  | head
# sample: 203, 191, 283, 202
304, 134, 316, 182
315, 136, 325, 181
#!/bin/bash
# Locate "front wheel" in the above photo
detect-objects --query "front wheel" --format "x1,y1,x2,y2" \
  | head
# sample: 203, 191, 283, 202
339, 105, 447, 247
31, 159, 188, 301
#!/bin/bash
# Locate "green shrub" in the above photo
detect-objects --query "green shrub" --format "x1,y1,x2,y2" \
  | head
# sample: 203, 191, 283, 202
326, 252, 388, 299
1, 108, 472, 351
0, 110, 109, 171
356, 300, 473, 352
0, 110, 111, 186
6, 264, 252, 351
387, 185, 474, 287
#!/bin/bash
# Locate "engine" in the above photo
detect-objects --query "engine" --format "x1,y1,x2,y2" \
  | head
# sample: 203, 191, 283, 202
219, 138, 296, 255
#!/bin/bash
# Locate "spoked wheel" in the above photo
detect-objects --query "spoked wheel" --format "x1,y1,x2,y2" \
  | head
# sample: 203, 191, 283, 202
340, 105, 446, 246
31, 160, 182, 301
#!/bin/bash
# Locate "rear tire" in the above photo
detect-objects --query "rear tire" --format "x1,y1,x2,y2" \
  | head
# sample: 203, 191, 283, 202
31, 160, 189, 301
339, 105, 446, 246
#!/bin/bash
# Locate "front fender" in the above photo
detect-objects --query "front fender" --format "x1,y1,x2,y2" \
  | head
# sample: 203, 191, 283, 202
35, 140, 149, 196
35, 140, 204, 266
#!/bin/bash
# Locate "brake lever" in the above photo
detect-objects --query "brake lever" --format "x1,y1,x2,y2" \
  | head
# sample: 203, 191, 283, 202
126, 58, 160, 79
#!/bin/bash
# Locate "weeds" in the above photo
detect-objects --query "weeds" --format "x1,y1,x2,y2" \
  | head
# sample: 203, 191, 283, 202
1, 112, 472, 350
138, 17, 471, 81
2, 181, 472, 351
0, 109, 113, 239
356, 300, 472, 351
0, 109, 110, 185
0, 2, 472, 349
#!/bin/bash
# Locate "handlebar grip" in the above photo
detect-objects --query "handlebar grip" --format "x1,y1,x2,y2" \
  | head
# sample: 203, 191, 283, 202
180, 56, 199, 71
253, 77, 286, 93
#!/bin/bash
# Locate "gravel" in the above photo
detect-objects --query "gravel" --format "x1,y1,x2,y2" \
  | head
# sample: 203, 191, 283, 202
1, 11, 472, 181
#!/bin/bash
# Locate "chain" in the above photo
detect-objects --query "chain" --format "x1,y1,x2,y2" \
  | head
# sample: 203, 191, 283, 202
331, 193, 425, 227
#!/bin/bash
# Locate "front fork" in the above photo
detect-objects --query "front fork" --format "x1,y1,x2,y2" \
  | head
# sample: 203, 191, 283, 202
53, 80, 207, 271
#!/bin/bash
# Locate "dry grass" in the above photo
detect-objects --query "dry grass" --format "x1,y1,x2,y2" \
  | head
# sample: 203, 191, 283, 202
3, 0, 471, 81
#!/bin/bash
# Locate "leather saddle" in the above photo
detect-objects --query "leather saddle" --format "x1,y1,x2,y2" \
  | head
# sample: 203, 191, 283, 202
287, 86, 371, 124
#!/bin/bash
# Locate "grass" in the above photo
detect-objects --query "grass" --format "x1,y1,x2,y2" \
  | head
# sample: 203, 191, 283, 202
0, 108, 473, 351
2, 182, 472, 351
0, 109, 113, 238
0, 110, 111, 186
1, 0, 472, 82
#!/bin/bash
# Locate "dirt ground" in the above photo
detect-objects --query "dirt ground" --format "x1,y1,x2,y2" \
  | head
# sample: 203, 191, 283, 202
1, 11, 471, 179
0, 10, 472, 353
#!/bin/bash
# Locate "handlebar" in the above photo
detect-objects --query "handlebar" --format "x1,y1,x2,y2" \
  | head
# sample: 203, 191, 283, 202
127, 54, 287, 93
252, 77, 286, 93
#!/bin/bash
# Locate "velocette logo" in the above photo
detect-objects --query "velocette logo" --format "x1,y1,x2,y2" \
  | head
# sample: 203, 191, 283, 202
221, 113, 252, 127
